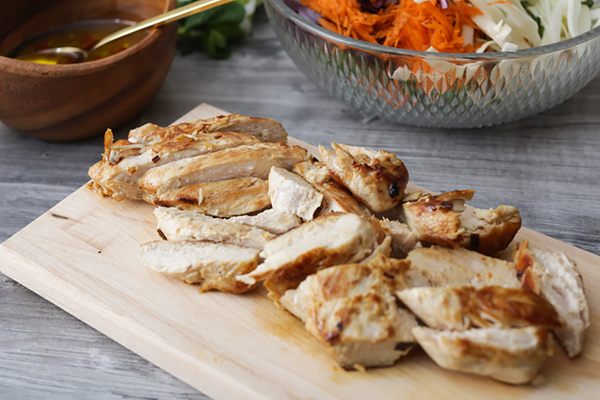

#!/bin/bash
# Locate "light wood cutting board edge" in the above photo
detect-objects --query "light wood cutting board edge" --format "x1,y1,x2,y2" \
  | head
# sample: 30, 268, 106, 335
0, 103, 599, 400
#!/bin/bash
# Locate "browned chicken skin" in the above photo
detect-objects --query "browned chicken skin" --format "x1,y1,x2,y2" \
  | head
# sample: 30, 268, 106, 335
319, 143, 409, 212
402, 190, 521, 255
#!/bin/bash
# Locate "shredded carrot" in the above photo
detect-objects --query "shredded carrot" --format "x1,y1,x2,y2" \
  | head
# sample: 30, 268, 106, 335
300, 0, 484, 53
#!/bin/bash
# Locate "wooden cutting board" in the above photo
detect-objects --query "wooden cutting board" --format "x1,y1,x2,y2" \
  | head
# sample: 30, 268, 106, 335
1, 103, 598, 400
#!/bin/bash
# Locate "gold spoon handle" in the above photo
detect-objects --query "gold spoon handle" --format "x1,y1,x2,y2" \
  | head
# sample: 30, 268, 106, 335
91, 0, 235, 52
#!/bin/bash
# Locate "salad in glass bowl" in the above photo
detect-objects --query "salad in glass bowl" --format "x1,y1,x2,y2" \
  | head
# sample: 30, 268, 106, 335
265, 0, 600, 127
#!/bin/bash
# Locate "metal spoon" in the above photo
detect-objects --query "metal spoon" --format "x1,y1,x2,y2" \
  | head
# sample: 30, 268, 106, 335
18, 0, 234, 63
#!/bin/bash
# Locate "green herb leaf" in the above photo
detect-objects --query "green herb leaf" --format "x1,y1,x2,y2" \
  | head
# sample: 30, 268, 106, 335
176, 0, 249, 59
582, 0, 594, 8
204, 28, 231, 58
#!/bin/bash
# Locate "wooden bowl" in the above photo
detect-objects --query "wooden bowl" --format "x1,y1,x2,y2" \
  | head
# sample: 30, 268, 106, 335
0, 0, 177, 141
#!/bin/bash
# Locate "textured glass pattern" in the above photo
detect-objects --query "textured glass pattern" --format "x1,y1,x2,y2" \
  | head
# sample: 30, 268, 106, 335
265, 0, 600, 128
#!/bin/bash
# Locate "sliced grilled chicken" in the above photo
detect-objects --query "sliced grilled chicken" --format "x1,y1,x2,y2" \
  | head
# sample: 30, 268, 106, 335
319, 143, 409, 212
360, 235, 393, 264
228, 209, 302, 234
268, 167, 323, 221
127, 114, 288, 144
281, 254, 417, 369
403, 190, 475, 249
142, 177, 270, 217
402, 190, 521, 255
88, 129, 262, 200
397, 286, 562, 331
412, 326, 554, 385
237, 213, 379, 300
292, 160, 331, 184
513, 240, 590, 357
315, 181, 372, 218
460, 205, 522, 255
293, 160, 371, 218
138, 142, 310, 196
405, 246, 521, 289
378, 218, 419, 257
154, 207, 273, 250
141, 240, 259, 294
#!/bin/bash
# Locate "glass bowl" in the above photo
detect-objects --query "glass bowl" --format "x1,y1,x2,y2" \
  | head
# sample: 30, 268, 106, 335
264, 0, 600, 128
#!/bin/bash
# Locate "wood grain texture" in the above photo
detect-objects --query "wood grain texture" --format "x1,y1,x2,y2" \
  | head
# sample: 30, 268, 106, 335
1, 103, 600, 400
1, 7, 600, 400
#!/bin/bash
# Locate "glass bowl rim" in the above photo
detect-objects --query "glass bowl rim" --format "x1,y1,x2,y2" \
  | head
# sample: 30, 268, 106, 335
266, 0, 600, 61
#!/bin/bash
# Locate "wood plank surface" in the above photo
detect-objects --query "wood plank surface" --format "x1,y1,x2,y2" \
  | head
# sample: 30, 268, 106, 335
1, 103, 599, 400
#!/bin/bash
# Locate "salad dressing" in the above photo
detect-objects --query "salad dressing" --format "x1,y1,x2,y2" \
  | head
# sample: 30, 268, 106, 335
8, 19, 146, 64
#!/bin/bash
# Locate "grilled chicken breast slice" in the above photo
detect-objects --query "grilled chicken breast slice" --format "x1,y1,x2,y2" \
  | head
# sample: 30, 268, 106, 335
397, 286, 561, 331
237, 213, 379, 300
406, 246, 521, 289
138, 142, 310, 196
88, 129, 262, 200
402, 190, 521, 255
315, 181, 372, 218
378, 218, 419, 257
513, 240, 590, 357
403, 190, 474, 249
319, 143, 409, 212
154, 207, 273, 250
228, 209, 302, 234
268, 167, 323, 221
460, 205, 521, 255
127, 114, 288, 144
142, 177, 270, 217
412, 326, 554, 385
281, 254, 417, 369
141, 240, 259, 294
292, 160, 331, 184
293, 160, 371, 218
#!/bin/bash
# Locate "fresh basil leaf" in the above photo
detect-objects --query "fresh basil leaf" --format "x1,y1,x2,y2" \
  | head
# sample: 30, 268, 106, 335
203, 28, 231, 58
181, 7, 222, 31
205, 3, 246, 27
211, 24, 245, 40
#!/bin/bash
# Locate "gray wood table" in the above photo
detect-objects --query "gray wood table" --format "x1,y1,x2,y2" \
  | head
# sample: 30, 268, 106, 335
1, 8, 599, 400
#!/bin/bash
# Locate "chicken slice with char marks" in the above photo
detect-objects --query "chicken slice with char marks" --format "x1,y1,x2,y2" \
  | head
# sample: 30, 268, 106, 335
397, 286, 562, 331
138, 142, 310, 197
228, 209, 302, 234
142, 177, 270, 217
293, 160, 371, 218
460, 205, 522, 255
128, 114, 288, 144
154, 207, 273, 250
88, 129, 262, 200
405, 246, 521, 289
280, 254, 418, 369
140, 240, 259, 294
237, 213, 379, 302
268, 167, 323, 221
513, 240, 590, 358
319, 143, 409, 212
413, 326, 554, 384
402, 190, 521, 255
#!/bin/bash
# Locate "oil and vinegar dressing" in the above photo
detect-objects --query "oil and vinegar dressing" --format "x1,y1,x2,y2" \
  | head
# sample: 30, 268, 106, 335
9, 19, 147, 64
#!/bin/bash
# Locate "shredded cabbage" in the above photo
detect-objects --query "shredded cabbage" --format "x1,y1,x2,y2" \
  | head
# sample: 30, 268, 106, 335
522, 0, 600, 45
467, 0, 600, 51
